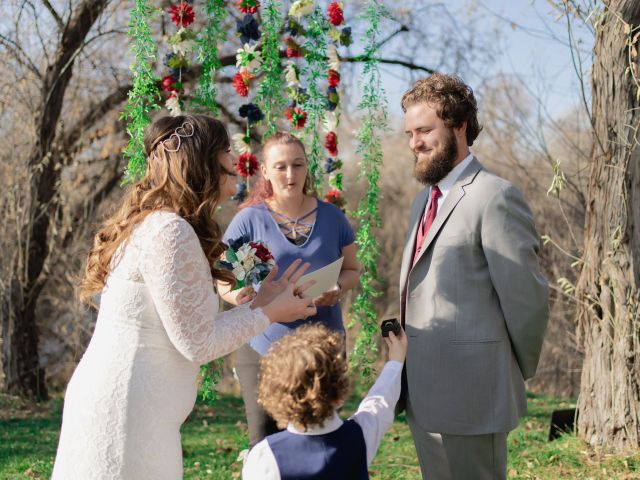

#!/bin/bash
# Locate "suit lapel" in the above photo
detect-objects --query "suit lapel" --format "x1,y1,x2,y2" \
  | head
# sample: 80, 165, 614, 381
411, 158, 483, 268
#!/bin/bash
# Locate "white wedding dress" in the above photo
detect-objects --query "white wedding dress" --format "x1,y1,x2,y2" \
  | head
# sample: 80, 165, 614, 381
52, 211, 270, 479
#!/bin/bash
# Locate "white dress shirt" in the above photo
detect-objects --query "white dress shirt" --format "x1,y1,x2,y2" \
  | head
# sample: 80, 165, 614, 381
242, 361, 404, 479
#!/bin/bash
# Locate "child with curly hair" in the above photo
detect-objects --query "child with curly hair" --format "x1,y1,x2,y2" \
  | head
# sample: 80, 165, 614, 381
242, 323, 407, 479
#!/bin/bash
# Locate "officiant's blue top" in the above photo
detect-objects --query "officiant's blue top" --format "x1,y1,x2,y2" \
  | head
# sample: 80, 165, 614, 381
224, 200, 355, 355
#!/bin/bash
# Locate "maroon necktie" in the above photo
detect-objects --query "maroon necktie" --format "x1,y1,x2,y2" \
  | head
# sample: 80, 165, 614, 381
412, 185, 442, 266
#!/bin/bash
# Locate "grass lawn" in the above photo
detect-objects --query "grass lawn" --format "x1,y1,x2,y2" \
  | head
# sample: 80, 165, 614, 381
1, 392, 638, 479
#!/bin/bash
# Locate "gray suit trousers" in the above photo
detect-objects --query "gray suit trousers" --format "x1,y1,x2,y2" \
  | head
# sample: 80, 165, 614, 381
407, 409, 507, 480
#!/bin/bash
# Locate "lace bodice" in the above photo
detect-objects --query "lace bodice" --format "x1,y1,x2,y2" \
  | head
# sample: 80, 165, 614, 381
106, 210, 270, 364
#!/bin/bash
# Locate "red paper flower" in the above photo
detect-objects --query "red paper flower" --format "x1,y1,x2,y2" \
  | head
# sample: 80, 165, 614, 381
237, 0, 260, 14
285, 36, 303, 58
237, 152, 259, 177
325, 131, 338, 156
324, 189, 345, 209
232, 69, 254, 97
161, 75, 178, 92
328, 69, 341, 88
168, 3, 195, 27
250, 241, 274, 262
285, 107, 307, 129
327, 2, 344, 26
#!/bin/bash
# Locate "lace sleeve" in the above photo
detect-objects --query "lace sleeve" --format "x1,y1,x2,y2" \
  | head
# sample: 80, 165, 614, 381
137, 212, 270, 364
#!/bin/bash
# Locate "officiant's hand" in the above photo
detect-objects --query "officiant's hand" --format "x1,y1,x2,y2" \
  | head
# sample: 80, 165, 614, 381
313, 284, 341, 306
385, 328, 408, 363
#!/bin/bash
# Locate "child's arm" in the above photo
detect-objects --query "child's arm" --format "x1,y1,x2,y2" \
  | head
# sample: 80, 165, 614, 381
242, 439, 281, 480
349, 329, 407, 466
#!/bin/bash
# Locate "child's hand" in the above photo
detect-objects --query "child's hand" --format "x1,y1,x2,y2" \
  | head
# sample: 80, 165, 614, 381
384, 327, 408, 363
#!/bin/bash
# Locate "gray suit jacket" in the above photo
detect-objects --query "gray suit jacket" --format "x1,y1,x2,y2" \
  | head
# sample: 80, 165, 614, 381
400, 157, 549, 435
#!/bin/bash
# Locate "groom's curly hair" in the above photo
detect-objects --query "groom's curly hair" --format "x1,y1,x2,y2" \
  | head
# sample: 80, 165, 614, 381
257, 324, 349, 431
401, 73, 483, 146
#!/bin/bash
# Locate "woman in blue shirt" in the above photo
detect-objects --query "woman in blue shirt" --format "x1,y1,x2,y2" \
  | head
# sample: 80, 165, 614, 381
220, 131, 360, 447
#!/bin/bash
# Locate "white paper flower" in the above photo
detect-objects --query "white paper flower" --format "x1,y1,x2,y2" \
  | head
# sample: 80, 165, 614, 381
327, 44, 340, 71
236, 247, 248, 263
284, 62, 300, 87
232, 265, 246, 281
165, 95, 182, 116
242, 255, 255, 271
167, 27, 196, 56
232, 133, 252, 155
322, 111, 339, 133
236, 44, 262, 73
289, 0, 315, 19
172, 40, 195, 56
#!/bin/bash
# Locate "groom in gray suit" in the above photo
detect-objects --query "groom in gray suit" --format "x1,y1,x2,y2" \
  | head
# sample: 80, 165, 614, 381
399, 73, 549, 479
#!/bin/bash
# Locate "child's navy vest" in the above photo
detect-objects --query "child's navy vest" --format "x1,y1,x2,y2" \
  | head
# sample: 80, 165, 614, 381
267, 419, 369, 479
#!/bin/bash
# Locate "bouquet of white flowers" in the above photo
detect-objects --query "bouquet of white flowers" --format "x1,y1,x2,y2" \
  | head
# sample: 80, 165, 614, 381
219, 238, 276, 289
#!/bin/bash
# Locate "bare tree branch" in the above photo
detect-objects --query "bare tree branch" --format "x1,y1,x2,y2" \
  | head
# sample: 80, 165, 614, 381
60, 84, 131, 151
40, 0, 64, 31
341, 55, 436, 73
0, 34, 42, 81
61, 156, 124, 250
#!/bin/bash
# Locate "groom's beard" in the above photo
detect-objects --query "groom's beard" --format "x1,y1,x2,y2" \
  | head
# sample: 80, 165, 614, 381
413, 128, 458, 186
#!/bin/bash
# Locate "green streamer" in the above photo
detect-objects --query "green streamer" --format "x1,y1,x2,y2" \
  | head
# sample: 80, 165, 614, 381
121, 0, 161, 183
299, 7, 330, 190
199, 358, 225, 405
192, 0, 228, 115
349, 0, 390, 377
256, 0, 286, 137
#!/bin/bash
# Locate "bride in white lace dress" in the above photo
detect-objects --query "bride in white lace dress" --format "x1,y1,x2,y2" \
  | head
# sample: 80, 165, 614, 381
52, 115, 317, 480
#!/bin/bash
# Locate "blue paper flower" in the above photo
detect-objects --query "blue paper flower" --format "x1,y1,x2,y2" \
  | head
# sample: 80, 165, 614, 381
285, 18, 304, 37
237, 15, 261, 44
324, 158, 343, 174
326, 86, 340, 111
231, 181, 248, 202
239, 103, 264, 124
227, 233, 250, 251
340, 26, 353, 47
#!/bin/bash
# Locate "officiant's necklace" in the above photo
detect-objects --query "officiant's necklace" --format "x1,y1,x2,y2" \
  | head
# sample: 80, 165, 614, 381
267, 197, 317, 244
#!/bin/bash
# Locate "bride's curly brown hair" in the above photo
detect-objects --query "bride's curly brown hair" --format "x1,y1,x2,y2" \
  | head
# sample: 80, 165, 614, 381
79, 114, 236, 305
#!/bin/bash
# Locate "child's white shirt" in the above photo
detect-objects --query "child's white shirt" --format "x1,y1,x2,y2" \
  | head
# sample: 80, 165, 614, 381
242, 360, 403, 480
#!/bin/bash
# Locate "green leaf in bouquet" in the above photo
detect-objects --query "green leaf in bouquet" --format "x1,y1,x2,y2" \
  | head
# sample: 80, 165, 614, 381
226, 249, 238, 263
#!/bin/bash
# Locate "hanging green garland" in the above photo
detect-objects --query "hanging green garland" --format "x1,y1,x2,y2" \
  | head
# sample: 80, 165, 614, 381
192, 0, 228, 115
349, 0, 389, 377
256, 0, 286, 137
122, 0, 161, 182
298, 7, 330, 189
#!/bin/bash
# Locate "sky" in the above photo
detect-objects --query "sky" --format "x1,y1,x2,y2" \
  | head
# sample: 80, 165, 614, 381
377, 0, 595, 122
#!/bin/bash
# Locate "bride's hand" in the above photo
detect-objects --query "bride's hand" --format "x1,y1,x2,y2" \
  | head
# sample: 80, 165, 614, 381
254, 259, 318, 323
236, 286, 256, 305
252, 259, 310, 308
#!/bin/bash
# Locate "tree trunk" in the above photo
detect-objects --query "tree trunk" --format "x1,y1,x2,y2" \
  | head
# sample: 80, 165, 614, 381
575, 0, 640, 452
0, 0, 109, 401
